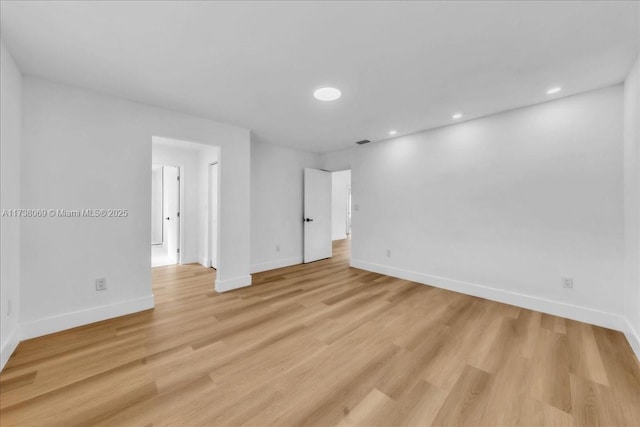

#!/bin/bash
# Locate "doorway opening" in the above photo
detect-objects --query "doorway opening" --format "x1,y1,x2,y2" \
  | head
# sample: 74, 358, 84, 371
150, 136, 220, 273
151, 164, 181, 267
331, 169, 352, 259
303, 168, 333, 263
302, 168, 352, 264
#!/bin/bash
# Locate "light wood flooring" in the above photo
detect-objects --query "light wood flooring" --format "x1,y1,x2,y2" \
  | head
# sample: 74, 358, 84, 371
1, 239, 639, 426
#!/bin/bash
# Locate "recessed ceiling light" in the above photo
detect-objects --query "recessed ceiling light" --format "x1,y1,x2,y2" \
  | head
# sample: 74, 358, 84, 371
546, 87, 561, 95
313, 87, 341, 101
389, 130, 397, 136
452, 113, 462, 119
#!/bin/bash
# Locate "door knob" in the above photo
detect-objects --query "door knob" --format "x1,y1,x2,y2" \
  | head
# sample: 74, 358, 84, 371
304, 218, 314, 222
166, 217, 170, 220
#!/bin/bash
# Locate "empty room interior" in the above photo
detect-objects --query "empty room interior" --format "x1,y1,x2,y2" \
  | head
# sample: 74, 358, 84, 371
1, 1, 640, 426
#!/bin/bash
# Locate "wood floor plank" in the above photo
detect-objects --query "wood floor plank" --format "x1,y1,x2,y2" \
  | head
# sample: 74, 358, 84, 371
590, 326, 640, 425
566, 320, 610, 387
397, 380, 448, 426
512, 309, 542, 359
336, 388, 395, 427
570, 373, 619, 427
430, 364, 492, 426
527, 328, 573, 414
1, 239, 639, 426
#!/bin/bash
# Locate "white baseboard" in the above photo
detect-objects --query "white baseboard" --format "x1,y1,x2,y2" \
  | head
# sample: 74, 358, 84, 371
0, 326, 20, 372
350, 259, 626, 333
20, 294, 155, 340
215, 275, 252, 293
200, 257, 209, 268
180, 257, 200, 265
251, 256, 302, 274
621, 317, 640, 362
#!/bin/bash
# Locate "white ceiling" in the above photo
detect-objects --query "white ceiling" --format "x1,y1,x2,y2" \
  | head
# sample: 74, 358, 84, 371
1, 1, 638, 153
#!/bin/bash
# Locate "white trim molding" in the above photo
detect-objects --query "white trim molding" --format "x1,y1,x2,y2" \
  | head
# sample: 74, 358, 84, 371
0, 326, 21, 372
621, 317, 640, 362
251, 256, 302, 274
215, 275, 252, 293
20, 294, 155, 341
350, 258, 629, 335
179, 256, 200, 265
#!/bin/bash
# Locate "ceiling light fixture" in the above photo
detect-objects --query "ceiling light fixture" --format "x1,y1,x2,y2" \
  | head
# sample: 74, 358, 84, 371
452, 113, 462, 119
546, 87, 561, 95
313, 87, 342, 101
389, 130, 397, 136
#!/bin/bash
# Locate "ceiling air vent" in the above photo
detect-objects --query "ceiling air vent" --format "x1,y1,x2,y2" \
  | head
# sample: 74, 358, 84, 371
355, 139, 371, 145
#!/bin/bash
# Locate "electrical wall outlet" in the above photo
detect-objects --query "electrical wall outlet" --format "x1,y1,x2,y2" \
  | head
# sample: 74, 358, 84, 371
95, 277, 107, 291
353, 204, 360, 211
561, 277, 573, 289
386, 249, 391, 258
276, 244, 280, 252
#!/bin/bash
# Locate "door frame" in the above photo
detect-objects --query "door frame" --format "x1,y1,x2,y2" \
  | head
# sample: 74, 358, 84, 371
176, 165, 183, 264
346, 184, 352, 236
151, 164, 165, 246
160, 164, 183, 265
208, 162, 219, 269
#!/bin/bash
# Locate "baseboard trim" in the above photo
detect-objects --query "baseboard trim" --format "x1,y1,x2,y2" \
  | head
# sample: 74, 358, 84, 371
251, 256, 303, 274
350, 259, 625, 332
0, 326, 20, 372
215, 275, 252, 293
180, 257, 200, 265
20, 294, 155, 341
621, 317, 640, 362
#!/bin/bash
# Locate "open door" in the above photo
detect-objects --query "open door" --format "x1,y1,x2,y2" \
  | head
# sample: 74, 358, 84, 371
304, 168, 332, 263
163, 166, 180, 264
151, 165, 164, 245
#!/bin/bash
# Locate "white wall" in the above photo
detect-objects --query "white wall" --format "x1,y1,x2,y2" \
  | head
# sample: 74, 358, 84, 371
331, 170, 351, 240
250, 138, 320, 273
0, 43, 22, 371
324, 86, 626, 330
152, 141, 201, 264
321, 147, 355, 173
19, 77, 251, 339
624, 56, 640, 357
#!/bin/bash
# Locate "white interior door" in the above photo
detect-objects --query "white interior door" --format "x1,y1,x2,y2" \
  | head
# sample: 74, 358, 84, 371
151, 166, 164, 245
163, 166, 180, 264
209, 163, 218, 269
304, 168, 332, 263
